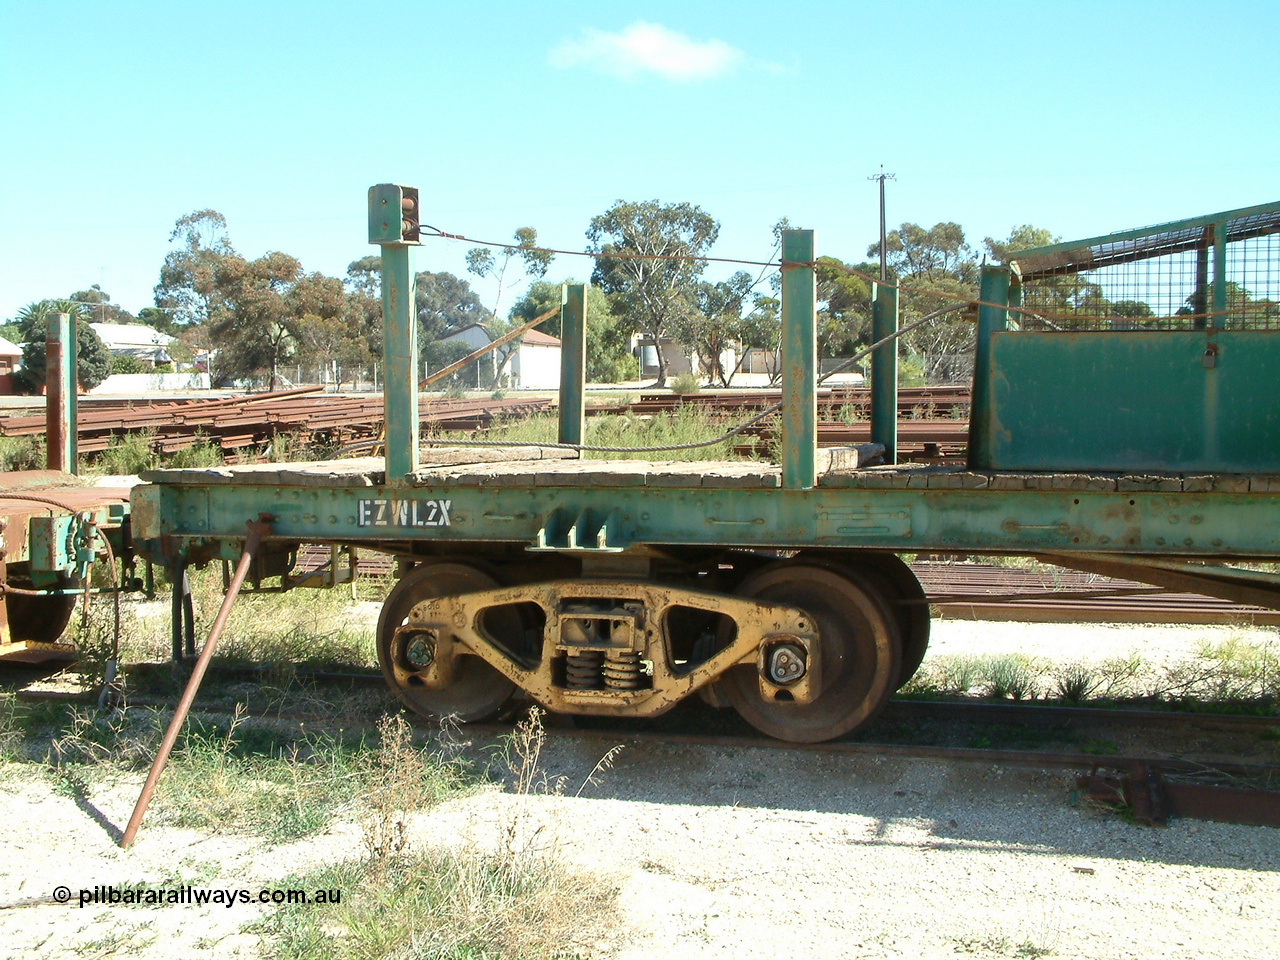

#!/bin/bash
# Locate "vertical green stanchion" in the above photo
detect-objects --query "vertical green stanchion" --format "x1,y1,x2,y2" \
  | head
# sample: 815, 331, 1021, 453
558, 283, 587, 445
46, 312, 77, 474
781, 230, 816, 489
369, 184, 421, 483
967, 264, 1010, 469
1211, 219, 1228, 327
870, 281, 898, 464
380, 243, 418, 481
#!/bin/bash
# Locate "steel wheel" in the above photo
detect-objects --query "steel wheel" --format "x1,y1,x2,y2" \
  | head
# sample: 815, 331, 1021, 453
377, 562, 517, 722
848, 554, 930, 689
5, 574, 78, 643
720, 563, 900, 743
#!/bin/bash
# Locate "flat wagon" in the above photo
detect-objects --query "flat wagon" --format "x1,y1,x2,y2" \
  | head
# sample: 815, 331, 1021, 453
129, 187, 1280, 742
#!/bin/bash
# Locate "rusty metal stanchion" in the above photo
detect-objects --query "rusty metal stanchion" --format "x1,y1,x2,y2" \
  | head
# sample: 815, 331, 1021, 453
119, 516, 271, 848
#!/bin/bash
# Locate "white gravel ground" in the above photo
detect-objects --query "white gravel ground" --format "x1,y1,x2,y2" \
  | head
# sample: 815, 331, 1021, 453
1, 619, 1277, 960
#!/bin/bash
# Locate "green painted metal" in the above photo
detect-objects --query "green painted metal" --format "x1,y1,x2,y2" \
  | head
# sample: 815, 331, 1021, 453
1005, 199, 1280, 265
133, 478, 1280, 560
27, 515, 75, 573
133, 192, 1280, 596
558, 283, 587, 445
367, 184, 419, 245
967, 264, 1010, 469
379, 242, 418, 482
1194, 231, 1211, 327
781, 230, 816, 489
48, 312, 77, 473
1212, 219, 1228, 327
870, 281, 898, 464
369, 183, 421, 483
981, 329, 1280, 473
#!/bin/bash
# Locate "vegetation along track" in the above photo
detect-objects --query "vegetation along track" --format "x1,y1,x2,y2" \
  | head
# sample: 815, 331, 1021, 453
30, 667, 1276, 828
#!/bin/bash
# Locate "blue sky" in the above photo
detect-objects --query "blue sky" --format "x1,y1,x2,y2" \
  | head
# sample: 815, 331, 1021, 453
2, 1, 1277, 321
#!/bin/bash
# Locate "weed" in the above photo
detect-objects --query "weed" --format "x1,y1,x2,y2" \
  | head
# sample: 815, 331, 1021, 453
899, 653, 985, 695
49, 704, 166, 769
436, 405, 750, 462
154, 709, 373, 841
255, 708, 616, 960
836, 402, 868, 424
1081, 738, 1119, 756
669, 370, 702, 395
1051, 663, 1100, 704
0, 435, 45, 471
359, 714, 465, 867
85, 432, 157, 475
166, 433, 223, 468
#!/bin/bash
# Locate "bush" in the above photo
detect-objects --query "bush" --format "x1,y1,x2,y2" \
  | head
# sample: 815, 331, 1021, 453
94, 433, 156, 475
13, 322, 111, 393
108, 354, 149, 375
0, 436, 45, 471
670, 371, 701, 395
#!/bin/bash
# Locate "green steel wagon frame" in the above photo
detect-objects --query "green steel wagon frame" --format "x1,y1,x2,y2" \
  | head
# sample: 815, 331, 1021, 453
129, 187, 1280, 742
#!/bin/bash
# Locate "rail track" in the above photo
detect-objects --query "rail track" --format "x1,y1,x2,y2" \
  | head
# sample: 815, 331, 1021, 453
0, 386, 553, 460
22, 671, 1276, 828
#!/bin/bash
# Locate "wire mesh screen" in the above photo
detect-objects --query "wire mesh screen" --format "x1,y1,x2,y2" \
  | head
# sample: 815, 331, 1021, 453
1225, 231, 1280, 328
1010, 206, 1280, 331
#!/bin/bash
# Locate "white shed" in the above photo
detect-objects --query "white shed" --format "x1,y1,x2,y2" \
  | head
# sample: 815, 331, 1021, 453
436, 324, 562, 389
90, 322, 175, 365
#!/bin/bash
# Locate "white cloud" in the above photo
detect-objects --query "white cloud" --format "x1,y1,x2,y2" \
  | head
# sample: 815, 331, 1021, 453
550, 21, 745, 82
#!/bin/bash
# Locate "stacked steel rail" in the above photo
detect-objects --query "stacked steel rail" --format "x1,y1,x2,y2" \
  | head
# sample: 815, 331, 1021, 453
0, 387, 552, 460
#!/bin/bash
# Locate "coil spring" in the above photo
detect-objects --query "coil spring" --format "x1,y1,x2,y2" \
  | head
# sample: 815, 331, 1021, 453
603, 651, 643, 689
564, 650, 604, 688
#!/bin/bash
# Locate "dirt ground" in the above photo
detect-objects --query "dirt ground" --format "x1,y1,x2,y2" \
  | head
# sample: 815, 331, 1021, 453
2, 619, 1278, 960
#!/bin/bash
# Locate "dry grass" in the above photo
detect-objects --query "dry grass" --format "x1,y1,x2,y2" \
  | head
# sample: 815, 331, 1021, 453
901, 632, 1279, 714
256, 709, 618, 960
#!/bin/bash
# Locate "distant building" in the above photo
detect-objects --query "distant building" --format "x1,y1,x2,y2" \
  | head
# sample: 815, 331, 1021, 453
89, 322, 175, 366
0, 335, 21, 394
436, 324, 562, 389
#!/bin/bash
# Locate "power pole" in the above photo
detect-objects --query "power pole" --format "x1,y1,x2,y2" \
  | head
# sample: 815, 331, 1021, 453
868, 166, 896, 281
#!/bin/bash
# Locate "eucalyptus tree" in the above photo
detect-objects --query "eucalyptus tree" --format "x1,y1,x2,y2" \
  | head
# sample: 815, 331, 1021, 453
588, 200, 719, 386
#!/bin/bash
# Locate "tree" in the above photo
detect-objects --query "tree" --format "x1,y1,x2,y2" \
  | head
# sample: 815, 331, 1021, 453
109, 353, 149, 375
740, 294, 783, 383
509, 280, 639, 384
415, 270, 486, 339
466, 228, 554, 386
154, 210, 236, 327
669, 271, 754, 386
815, 257, 874, 360
588, 200, 720, 386
208, 251, 303, 389
344, 256, 385, 363
465, 228, 554, 323
12, 304, 110, 393
137, 306, 177, 335
864, 221, 983, 383
983, 225, 1056, 263
290, 271, 370, 386
870, 222, 977, 285
69, 284, 135, 324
